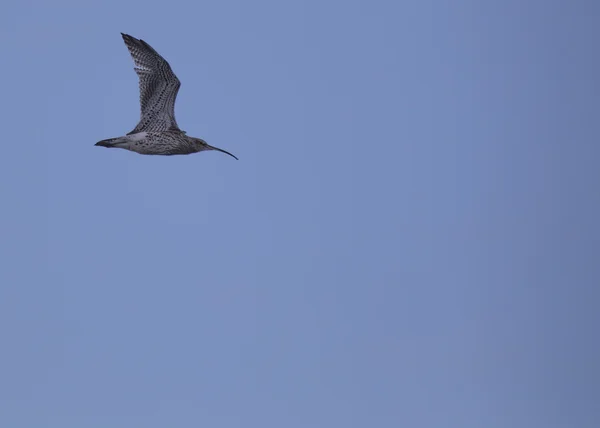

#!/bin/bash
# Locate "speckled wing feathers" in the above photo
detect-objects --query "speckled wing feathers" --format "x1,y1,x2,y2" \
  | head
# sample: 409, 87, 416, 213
121, 33, 181, 133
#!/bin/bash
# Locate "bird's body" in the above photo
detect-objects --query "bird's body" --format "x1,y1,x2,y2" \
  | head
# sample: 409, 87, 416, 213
99, 131, 199, 155
96, 33, 237, 160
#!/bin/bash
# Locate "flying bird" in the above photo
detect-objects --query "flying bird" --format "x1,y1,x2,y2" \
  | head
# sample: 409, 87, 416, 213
96, 33, 238, 159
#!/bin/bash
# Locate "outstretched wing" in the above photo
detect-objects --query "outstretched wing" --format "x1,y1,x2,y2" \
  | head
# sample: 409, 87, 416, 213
121, 33, 181, 133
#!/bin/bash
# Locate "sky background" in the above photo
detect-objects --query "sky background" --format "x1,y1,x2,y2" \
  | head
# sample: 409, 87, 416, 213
1, 0, 599, 427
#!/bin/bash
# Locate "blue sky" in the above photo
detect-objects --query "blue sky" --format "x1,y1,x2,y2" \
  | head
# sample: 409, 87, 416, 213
1, 1, 599, 427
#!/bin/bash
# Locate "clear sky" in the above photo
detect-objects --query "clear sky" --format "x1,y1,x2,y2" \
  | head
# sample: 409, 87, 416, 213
1, 0, 599, 427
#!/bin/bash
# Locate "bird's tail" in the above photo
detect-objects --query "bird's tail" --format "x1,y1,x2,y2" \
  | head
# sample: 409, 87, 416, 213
95, 137, 121, 148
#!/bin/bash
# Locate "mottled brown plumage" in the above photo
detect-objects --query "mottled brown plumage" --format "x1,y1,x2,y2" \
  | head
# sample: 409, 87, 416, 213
95, 33, 237, 160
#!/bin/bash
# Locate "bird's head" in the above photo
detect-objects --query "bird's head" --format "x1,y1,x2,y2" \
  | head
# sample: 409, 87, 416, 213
193, 138, 238, 160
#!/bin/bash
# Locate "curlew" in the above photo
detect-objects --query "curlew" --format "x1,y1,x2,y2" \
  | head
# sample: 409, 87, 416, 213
96, 33, 238, 160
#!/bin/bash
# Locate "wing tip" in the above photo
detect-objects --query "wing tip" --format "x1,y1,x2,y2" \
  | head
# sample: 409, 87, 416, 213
121, 33, 157, 54
121, 33, 139, 44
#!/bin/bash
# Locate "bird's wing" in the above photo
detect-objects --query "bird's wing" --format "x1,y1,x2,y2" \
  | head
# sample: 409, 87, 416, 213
121, 33, 182, 133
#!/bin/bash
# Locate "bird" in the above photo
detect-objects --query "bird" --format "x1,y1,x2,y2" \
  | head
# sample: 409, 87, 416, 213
95, 33, 238, 160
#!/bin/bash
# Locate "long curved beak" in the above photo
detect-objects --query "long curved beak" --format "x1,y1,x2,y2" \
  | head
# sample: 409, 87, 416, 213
207, 144, 238, 160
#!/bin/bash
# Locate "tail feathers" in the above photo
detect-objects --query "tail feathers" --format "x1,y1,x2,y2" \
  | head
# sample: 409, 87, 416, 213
95, 137, 124, 148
